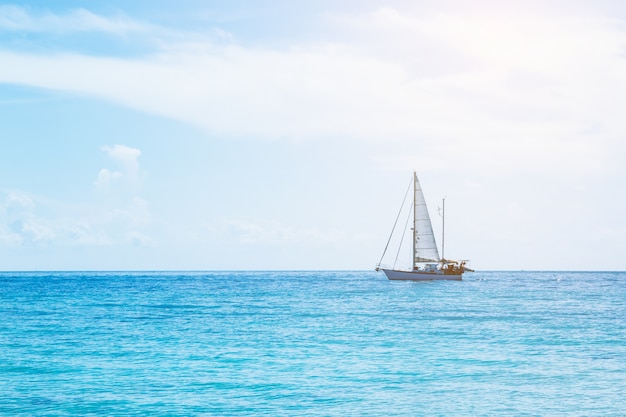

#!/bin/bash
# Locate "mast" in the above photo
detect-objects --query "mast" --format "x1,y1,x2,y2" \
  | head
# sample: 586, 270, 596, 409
412, 171, 417, 270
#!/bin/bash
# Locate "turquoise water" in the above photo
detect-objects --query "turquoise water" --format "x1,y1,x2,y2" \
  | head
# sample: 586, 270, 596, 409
1, 271, 624, 416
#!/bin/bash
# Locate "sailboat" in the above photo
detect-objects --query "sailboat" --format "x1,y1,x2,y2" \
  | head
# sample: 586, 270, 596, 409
376, 172, 473, 281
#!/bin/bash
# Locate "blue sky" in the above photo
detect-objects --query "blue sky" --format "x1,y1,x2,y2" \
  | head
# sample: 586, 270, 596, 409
1, 1, 626, 270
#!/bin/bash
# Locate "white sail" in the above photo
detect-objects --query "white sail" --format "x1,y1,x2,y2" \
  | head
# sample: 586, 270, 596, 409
413, 173, 440, 264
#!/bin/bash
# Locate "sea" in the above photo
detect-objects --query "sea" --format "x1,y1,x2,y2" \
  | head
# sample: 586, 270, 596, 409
0, 271, 624, 416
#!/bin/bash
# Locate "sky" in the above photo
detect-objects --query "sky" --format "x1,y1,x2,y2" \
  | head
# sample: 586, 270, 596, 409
1, 0, 625, 271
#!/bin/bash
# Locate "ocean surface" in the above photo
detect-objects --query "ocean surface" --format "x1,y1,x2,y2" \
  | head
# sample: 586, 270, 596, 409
0, 271, 624, 416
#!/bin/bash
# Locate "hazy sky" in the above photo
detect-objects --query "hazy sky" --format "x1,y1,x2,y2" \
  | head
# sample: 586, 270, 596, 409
1, 0, 625, 271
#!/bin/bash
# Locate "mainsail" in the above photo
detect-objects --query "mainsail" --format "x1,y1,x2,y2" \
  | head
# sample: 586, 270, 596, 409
413, 173, 440, 264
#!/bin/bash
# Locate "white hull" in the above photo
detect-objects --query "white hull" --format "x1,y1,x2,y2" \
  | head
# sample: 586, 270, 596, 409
381, 268, 462, 281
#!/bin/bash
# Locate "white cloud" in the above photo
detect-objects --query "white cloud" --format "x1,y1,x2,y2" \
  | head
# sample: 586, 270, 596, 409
0, 143, 150, 250
60, 196, 152, 248
0, 5, 150, 34
66, 223, 111, 246
102, 144, 141, 179
0, 4, 624, 179
5, 191, 36, 211
18, 218, 56, 242
90, 146, 152, 245
0, 191, 55, 245
0, 188, 153, 248
94, 168, 122, 189
95, 144, 142, 191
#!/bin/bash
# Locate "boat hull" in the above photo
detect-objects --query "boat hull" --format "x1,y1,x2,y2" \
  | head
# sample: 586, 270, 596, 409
381, 268, 462, 281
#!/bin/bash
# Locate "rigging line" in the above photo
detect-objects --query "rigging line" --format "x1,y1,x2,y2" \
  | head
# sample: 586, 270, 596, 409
394, 200, 414, 269
377, 176, 413, 268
